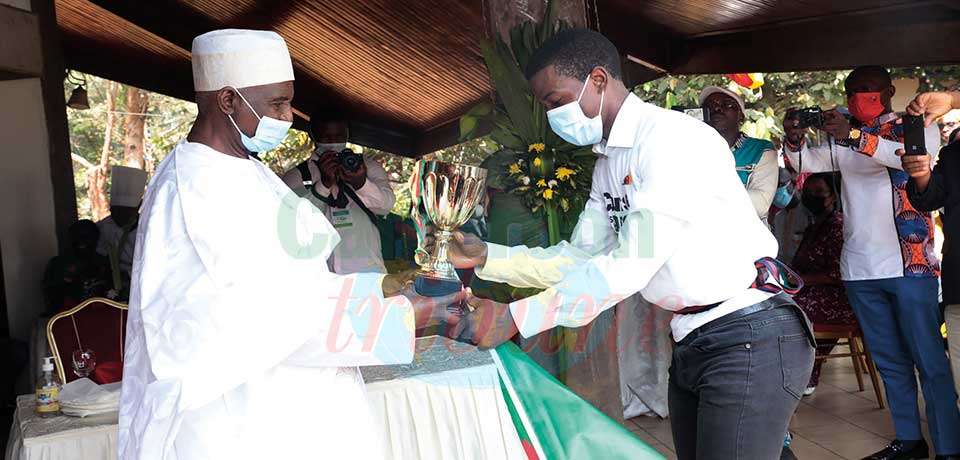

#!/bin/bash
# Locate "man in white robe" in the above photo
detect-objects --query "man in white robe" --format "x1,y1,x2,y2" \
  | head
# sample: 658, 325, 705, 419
118, 29, 463, 460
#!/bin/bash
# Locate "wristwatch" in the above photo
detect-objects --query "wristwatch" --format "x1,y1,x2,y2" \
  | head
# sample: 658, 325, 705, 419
848, 128, 861, 144
297, 161, 314, 188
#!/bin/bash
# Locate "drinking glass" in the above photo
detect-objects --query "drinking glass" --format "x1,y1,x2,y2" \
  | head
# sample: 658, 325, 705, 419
72, 349, 97, 378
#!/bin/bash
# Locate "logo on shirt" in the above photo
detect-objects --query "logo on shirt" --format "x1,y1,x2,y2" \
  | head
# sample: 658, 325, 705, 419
623, 175, 632, 185
604, 192, 630, 233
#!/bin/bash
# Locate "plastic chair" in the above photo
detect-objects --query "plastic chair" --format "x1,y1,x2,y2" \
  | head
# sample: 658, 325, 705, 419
813, 323, 885, 409
46, 297, 127, 384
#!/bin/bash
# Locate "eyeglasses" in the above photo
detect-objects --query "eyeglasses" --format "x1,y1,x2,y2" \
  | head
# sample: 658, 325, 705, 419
704, 101, 740, 112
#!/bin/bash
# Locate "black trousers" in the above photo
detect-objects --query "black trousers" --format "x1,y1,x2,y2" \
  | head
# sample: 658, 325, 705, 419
669, 294, 815, 460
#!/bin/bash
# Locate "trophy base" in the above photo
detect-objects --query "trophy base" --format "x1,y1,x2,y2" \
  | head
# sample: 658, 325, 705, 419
414, 274, 463, 298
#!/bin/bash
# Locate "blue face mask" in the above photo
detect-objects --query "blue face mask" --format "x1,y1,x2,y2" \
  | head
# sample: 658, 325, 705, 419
227, 87, 292, 153
773, 183, 795, 209
547, 75, 604, 146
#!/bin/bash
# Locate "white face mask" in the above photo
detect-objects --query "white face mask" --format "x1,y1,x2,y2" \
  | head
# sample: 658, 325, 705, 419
546, 75, 604, 146
226, 87, 292, 153
315, 142, 347, 153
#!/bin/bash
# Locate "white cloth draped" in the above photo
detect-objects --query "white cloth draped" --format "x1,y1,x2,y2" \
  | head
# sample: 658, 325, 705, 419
119, 141, 416, 459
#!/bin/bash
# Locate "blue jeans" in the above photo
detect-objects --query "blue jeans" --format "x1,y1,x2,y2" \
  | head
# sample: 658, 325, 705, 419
845, 277, 960, 454
669, 294, 815, 460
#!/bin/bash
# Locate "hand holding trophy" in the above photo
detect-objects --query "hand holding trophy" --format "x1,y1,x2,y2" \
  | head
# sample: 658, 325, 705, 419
408, 160, 487, 298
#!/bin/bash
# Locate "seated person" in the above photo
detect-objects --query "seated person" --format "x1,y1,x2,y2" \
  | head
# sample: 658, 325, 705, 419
281, 109, 396, 274
790, 173, 856, 395
700, 86, 778, 223
42, 220, 111, 313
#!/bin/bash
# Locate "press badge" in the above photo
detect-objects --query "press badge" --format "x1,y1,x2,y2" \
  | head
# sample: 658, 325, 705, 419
331, 209, 353, 228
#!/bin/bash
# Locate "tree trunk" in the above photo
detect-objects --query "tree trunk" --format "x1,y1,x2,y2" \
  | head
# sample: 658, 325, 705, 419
88, 81, 117, 221
123, 86, 148, 169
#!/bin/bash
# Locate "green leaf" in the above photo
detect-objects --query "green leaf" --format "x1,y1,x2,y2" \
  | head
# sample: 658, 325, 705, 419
480, 39, 537, 142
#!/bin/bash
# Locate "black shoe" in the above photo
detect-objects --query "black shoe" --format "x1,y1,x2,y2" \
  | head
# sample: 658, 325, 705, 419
861, 439, 929, 460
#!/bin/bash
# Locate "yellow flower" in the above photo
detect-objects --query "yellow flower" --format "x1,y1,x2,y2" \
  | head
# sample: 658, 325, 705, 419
536, 179, 547, 188
528, 143, 546, 153
533, 157, 542, 167
560, 198, 570, 211
508, 163, 522, 175
555, 166, 576, 181
543, 189, 554, 200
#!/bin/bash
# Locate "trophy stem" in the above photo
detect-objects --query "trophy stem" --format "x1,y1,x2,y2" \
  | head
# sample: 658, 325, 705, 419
430, 230, 458, 280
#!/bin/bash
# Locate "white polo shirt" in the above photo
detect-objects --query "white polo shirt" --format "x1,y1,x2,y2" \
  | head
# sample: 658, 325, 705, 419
476, 94, 779, 341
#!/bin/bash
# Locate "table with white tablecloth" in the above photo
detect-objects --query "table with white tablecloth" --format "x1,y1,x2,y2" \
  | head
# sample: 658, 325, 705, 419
5, 338, 526, 460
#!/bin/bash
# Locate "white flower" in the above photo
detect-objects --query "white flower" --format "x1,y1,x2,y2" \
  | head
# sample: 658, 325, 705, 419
521, 176, 531, 185
548, 180, 558, 188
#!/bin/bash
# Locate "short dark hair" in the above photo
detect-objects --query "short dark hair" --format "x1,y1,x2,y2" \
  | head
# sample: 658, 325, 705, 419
807, 172, 841, 196
524, 28, 622, 81
847, 66, 892, 86
309, 106, 349, 137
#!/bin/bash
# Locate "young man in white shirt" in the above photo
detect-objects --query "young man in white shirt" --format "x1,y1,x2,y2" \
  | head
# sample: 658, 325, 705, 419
282, 110, 396, 274
783, 67, 960, 460
452, 28, 815, 460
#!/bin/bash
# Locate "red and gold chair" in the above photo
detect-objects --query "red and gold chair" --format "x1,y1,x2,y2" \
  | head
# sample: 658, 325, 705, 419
46, 297, 128, 384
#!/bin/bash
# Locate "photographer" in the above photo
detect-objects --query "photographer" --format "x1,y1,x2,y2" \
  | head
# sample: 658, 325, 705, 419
282, 109, 396, 274
700, 86, 778, 224
783, 67, 959, 460
902, 89, 960, 408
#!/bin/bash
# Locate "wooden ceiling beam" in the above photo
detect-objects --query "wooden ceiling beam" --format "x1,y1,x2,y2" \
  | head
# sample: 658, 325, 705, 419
672, 5, 960, 74
73, 0, 422, 156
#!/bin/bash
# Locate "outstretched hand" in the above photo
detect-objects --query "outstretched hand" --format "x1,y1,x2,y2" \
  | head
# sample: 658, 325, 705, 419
423, 230, 488, 269
445, 290, 519, 350
895, 148, 932, 192
907, 91, 960, 128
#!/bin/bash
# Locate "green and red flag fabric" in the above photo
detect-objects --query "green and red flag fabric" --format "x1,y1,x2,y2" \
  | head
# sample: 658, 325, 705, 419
491, 342, 665, 460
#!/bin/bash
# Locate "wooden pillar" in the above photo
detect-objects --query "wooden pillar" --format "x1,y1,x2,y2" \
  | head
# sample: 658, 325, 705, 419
486, 0, 587, 45
31, 0, 77, 252
0, 241, 7, 340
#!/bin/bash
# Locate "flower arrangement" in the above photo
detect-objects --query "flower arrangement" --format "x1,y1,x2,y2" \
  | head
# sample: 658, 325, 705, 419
460, 1, 595, 245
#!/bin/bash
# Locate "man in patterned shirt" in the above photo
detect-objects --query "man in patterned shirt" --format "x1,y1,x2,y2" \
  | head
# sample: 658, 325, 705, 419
783, 66, 959, 460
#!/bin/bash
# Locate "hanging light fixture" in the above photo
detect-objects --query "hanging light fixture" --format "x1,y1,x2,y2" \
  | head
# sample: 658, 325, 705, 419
65, 71, 90, 110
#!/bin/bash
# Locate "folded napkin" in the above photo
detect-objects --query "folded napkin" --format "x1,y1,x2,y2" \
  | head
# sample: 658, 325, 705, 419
59, 378, 121, 416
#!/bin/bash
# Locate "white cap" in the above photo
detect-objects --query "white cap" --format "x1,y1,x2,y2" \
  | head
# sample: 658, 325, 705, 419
700, 86, 745, 113
191, 29, 295, 92
42, 356, 54, 372
110, 166, 147, 208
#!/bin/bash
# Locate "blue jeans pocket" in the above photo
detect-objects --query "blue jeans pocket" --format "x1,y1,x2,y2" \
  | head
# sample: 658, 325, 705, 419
780, 333, 812, 400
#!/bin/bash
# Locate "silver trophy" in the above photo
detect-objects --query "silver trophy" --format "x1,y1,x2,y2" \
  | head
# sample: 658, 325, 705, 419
410, 160, 487, 297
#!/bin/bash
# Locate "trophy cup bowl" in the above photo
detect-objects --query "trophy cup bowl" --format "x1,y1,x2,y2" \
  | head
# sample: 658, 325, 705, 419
414, 161, 487, 297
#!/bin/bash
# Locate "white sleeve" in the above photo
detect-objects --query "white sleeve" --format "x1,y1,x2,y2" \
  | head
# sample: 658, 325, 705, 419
507, 209, 686, 338
782, 140, 840, 173
745, 149, 778, 217
140, 166, 415, 412
352, 157, 396, 215
475, 172, 617, 289
853, 124, 940, 170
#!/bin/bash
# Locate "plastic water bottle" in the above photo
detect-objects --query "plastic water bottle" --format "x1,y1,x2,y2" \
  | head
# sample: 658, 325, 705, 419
35, 356, 62, 418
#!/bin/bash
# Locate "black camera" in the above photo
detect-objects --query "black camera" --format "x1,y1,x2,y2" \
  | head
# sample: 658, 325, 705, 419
788, 107, 824, 129
337, 148, 364, 173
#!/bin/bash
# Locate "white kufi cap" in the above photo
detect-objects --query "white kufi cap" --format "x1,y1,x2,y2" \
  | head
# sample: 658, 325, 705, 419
110, 166, 147, 207
699, 86, 745, 113
191, 29, 295, 92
